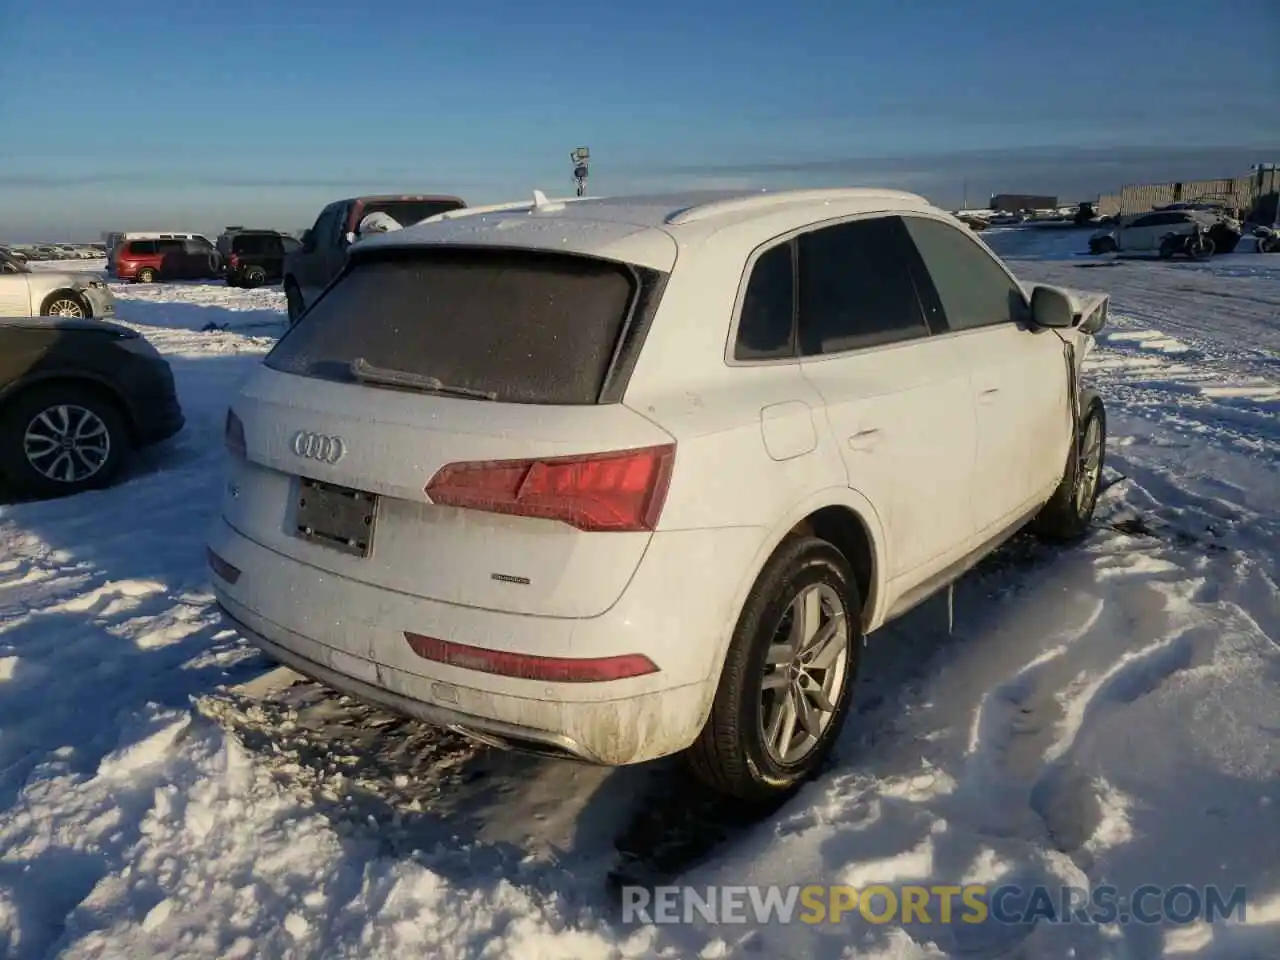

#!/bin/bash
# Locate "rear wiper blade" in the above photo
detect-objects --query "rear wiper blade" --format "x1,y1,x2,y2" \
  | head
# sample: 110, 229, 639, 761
348, 358, 497, 400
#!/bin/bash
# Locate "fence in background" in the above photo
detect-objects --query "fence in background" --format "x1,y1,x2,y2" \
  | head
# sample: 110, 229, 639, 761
1112, 168, 1280, 218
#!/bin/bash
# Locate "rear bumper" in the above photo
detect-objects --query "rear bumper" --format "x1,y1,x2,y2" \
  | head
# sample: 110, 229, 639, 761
215, 598, 709, 764
207, 517, 768, 764
135, 397, 185, 445
126, 369, 185, 446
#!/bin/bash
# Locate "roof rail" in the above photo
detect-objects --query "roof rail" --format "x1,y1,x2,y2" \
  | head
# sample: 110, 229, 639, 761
665, 187, 930, 225
427, 192, 595, 223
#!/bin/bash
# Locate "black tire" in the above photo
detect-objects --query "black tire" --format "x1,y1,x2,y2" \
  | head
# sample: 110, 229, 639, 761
39, 290, 89, 318
1090, 236, 1116, 255
243, 266, 267, 289
1032, 393, 1107, 543
136, 267, 157, 283
1263, 237, 1280, 254
1189, 236, 1215, 260
0, 383, 130, 499
685, 536, 862, 801
1158, 237, 1178, 259
284, 280, 305, 324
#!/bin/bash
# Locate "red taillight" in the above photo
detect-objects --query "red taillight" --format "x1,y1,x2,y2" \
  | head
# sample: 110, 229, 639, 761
424, 444, 675, 532
227, 253, 240, 268
404, 633, 658, 682
224, 409, 246, 459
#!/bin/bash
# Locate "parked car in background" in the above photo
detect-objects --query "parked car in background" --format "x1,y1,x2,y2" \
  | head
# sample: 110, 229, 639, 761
0, 247, 28, 265
283, 194, 466, 322
110, 234, 220, 283
1089, 209, 1241, 257
0, 317, 183, 498
0, 248, 115, 319
1249, 224, 1280, 253
217, 229, 300, 288
210, 187, 1109, 801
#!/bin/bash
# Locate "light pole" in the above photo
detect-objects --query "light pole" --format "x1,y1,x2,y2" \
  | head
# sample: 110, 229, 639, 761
570, 146, 590, 198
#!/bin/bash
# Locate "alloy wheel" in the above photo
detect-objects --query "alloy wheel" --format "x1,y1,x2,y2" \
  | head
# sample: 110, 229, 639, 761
758, 582, 851, 765
23, 404, 111, 484
1075, 415, 1103, 515
46, 297, 86, 318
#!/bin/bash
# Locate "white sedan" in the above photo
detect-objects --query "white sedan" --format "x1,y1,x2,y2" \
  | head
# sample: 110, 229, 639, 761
0, 248, 115, 319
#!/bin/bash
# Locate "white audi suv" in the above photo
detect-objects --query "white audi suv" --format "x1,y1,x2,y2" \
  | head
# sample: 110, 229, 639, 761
208, 187, 1108, 799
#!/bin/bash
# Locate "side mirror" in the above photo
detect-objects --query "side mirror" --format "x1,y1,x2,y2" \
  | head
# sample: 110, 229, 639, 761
1030, 285, 1075, 329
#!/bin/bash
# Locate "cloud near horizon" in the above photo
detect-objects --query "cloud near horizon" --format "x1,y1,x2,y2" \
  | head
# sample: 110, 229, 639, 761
645, 144, 1279, 206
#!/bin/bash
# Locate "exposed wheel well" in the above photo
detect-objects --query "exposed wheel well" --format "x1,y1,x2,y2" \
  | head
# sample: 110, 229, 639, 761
0, 377, 136, 445
793, 506, 875, 617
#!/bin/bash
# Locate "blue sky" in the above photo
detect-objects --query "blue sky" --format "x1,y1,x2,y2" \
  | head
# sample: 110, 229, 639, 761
1, 0, 1275, 239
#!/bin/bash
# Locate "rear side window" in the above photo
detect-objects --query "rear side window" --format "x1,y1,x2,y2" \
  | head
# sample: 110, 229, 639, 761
903, 217, 1027, 332
796, 217, 930, 355
361, 199, 465, 228
233, 234, 282, 255
266, 247, 655, 405
126, 240, 157, 255
734, 242, 795, 360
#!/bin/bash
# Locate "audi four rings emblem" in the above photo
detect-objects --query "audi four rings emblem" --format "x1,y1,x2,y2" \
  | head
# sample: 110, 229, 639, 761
291, 430, 346, 464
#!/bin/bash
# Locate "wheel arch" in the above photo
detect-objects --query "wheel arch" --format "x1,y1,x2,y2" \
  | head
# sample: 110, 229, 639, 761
723, 486, 890, 649
0, 372, 139, 445
38, 288, 90, 316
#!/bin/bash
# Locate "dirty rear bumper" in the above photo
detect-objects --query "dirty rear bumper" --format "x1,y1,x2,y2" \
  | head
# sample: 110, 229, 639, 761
213, 595, 713, 766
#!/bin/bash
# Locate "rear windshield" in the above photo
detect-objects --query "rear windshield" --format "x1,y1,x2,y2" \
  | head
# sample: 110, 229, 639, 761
265, 247, 647, 405
358, 199, 464, 228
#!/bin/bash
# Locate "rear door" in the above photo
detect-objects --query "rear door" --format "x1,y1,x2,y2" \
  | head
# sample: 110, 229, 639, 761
183, 238, 216, 277
1119, 214, 1159, 251
795, 215, 978, 587
223, 243, 677, 625
901, 214, 1070, 537
260, 232, 286, 278
156, 238, 187, 278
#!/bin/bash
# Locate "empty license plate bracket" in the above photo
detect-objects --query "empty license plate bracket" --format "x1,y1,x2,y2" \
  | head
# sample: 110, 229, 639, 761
295, 477, 378, 557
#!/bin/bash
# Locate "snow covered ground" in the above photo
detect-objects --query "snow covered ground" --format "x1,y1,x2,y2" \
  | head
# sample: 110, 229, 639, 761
2, 236, 1277, 959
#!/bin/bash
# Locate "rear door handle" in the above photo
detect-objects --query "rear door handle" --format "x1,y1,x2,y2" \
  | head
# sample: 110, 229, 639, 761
978, 387, 1001, 404
848, 428, 882, 452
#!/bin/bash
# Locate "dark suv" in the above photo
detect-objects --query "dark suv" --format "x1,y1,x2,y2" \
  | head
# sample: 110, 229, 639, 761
283, 194, 465, 322
217, 229, 300, 288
